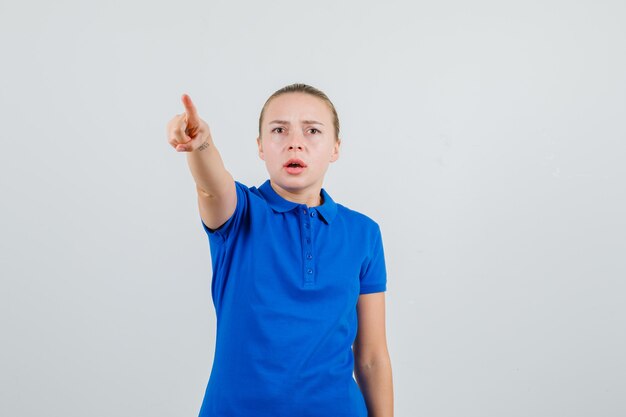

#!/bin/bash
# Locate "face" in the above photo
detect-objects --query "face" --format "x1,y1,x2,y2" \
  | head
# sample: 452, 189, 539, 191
257, 92, 340, 195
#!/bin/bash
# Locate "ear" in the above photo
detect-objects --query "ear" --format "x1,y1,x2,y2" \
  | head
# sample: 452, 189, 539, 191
330, 138, 341, 162
257, 136, 265, 160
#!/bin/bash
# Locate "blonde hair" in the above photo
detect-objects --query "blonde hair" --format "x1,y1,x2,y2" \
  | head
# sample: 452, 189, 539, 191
258, 83, 340, 141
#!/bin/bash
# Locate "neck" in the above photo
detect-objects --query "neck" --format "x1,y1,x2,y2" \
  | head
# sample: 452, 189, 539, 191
270, 180, 323, 207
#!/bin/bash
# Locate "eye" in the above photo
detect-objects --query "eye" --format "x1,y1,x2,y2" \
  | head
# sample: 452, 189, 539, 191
308, 128, 320, 134
272, 127, 285, 134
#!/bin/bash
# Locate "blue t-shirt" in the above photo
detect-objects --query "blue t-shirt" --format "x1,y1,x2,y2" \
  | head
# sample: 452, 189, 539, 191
198, 179, 387, 417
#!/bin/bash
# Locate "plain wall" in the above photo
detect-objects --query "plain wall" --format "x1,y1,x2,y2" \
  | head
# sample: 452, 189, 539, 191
1, 0, 625, 416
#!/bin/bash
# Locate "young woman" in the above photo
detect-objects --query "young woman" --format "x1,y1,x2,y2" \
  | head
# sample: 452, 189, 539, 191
167, 84, 393, 417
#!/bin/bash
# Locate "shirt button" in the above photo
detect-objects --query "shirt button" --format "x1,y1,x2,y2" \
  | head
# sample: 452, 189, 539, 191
307, 269, 313, 274
302, 209, 307, 215
306, 253, 313, 259
311, 211, 316, 217
304, 223, 310, 228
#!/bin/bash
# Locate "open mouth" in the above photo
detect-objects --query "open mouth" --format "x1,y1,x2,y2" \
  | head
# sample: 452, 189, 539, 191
284, 159, 307, 168
284, 158, 307, 174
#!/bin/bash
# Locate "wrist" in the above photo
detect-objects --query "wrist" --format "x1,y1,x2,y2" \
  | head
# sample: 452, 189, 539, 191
194, 140, 211, 152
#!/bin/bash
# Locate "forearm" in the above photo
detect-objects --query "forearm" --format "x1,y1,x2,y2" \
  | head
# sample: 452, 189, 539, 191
186, 137, 233, 197
354, 354, 394, 417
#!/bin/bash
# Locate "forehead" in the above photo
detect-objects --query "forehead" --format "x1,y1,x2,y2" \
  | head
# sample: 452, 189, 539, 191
264, 92, 333, 124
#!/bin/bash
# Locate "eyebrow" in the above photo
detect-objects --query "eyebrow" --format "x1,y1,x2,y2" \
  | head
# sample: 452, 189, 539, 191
268, 120, 325, 126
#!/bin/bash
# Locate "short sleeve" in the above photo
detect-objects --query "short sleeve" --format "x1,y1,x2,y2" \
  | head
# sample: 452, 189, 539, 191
201, 181, 248, 245
359, 225, 388, 294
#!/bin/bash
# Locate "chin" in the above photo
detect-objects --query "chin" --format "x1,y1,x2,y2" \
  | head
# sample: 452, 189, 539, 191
278, 178, 307, 190
288, 178, 324, 191
273, 175, 308, 189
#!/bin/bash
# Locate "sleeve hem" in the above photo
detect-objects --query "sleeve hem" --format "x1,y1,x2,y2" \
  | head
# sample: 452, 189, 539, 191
359, 284, 387, 294
200, 180, 245, 245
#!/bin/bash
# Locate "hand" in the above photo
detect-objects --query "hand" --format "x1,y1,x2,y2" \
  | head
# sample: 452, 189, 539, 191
166, 94, 212, 152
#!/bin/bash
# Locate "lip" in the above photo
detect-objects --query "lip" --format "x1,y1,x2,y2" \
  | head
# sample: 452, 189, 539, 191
283, 158, 307, 175
283, 158, 307, 168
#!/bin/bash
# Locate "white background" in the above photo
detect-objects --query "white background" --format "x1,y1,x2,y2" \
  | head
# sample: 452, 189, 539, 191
1, 0, 625, 416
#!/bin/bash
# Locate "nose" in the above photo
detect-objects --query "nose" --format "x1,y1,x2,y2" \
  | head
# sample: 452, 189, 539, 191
287, 132, 304, 151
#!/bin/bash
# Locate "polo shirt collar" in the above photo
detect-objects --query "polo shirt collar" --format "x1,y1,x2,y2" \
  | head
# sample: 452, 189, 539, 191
316, 188, 338, 224
258, 179, 338, 224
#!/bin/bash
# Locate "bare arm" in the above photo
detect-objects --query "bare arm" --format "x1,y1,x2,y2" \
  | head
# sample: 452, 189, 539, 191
166, 94, 236, 230
353, 292, 394, 417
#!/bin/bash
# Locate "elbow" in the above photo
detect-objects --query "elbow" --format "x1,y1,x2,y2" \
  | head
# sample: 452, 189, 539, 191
196, 185, 214, 198
354, 349, 391, 371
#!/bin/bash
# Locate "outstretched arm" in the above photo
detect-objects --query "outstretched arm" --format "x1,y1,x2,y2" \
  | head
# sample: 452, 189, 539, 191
353, 292, 394, 417
166, 94, 236, 230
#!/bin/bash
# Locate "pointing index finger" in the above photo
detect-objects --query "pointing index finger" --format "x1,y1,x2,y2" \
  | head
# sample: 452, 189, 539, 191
181, 93, 199, 123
